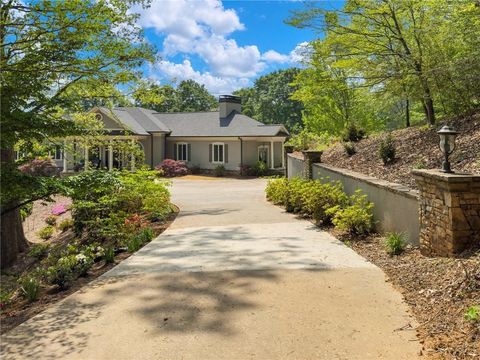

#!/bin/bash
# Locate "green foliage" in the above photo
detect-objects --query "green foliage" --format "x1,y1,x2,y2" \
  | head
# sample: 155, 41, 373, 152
47, 254, 93, 289
464, 306, 480, 322
343, 142, 356, 156
37, 225, 55, 240
328, 191, 374, 235
103, 247, 115, 264
288, 1, 480, 128
384, 232, 407, 255
58, 218, 74, 232
124, 228, 154, 253
18, 276, 40, 303
302, 180, 349, 224
20, 203, 33, 221
45, 215, 57, 226
342, 124, 366, 142
285, 129, 334, 151
266, 178, 290, 205
214, 164, 225, 177
250, 161, 268, 177
28, 244, 50, 260
379, 133, 396, 165
233, 68, 304, 132
63, 171, 122, 202
133, 80, 217, 112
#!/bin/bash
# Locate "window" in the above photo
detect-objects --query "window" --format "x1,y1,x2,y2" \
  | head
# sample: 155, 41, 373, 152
258, 145, 268, 164
212, 143, 224, 163
14, 151, 25, 160
50, 145, 63, 160
176, 143, 189, 161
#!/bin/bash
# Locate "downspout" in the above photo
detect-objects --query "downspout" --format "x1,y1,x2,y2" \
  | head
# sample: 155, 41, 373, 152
150, 133, 154, 169
238, 137, 243, 176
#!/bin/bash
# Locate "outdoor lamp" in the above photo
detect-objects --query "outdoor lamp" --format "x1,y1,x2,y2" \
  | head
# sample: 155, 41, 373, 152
437, 125, 458, 173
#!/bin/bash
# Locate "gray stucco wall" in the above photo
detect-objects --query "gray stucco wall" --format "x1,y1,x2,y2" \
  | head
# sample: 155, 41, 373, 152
287, 154, 420, 244
166, 138, 241, 171
139, 134, 165, 168
242, 140, 284, 168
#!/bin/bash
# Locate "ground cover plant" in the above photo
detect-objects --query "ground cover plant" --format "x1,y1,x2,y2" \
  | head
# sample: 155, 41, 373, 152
0, 169, 176, 333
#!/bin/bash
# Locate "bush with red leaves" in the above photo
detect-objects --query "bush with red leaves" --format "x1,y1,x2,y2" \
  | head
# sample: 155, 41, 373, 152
18, 157, 60, 177
155, 159, 188, 177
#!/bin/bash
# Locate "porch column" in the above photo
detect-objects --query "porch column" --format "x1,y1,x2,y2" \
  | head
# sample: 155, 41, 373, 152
84, 146, 89, 170
108, 142, 113, 171
62, 140, 68, 173
281, 143, 285, 169
270, 140, 274, 169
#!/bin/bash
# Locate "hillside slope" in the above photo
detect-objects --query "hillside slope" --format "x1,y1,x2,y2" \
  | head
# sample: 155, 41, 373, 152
322, 111, 480, 189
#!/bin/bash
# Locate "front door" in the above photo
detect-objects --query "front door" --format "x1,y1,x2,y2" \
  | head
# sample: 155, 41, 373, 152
258, 145, 268, 166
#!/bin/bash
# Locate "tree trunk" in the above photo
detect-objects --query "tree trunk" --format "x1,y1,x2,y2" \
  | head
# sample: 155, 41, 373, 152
0, 148, 28, 269
1, 205, 28, 269
405, 98, 410, 128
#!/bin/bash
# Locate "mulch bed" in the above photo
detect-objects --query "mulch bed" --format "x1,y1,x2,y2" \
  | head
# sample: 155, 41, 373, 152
0, 207, 178, 335
333, 230, 480, 359
321, 111, 480, 190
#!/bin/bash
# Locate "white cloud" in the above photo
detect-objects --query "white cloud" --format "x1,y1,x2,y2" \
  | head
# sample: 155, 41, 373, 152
131, 0, 310, 94
154, 59, 251, 95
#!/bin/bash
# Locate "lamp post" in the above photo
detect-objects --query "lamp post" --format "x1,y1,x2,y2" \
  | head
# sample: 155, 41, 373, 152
437, 125, 458, 173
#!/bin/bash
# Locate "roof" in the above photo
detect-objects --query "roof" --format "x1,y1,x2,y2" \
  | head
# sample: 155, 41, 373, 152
97, 107, 289, 137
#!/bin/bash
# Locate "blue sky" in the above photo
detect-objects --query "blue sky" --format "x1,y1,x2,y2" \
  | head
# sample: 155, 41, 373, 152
131, 0, 339, 95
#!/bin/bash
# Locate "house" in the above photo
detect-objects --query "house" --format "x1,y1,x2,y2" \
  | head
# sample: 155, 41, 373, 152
57, 95, 289, 173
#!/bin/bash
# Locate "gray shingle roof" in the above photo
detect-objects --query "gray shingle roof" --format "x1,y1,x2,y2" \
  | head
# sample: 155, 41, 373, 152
99, 107, 288, 137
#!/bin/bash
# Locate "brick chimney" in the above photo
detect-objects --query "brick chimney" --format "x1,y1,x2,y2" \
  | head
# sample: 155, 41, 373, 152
219, 95, 241, 118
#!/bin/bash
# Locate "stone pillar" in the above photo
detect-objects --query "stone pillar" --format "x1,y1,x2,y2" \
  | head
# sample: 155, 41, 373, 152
301, 150, 322, 180
412, 169, 480, 256
284, 145, 294, 178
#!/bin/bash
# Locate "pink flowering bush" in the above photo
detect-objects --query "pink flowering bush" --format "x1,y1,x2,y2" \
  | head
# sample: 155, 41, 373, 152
155, 159, 188, 177
18, 157, 59, 177
51, 204, 68, 216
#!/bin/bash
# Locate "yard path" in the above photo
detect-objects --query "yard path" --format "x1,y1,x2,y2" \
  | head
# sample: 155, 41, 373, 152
1, 177, 420, 360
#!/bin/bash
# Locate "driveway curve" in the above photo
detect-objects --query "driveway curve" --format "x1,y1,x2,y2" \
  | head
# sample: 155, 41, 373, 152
2, 177, 420, 360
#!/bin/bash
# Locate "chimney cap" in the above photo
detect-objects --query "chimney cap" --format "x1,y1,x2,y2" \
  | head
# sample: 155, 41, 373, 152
219, 95, 241, 104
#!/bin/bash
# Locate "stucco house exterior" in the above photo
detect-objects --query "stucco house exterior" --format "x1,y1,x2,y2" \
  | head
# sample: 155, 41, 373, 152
56, 95, 289, 173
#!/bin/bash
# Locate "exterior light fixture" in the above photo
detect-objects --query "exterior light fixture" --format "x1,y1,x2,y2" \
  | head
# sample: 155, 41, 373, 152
437, 125, 458, 173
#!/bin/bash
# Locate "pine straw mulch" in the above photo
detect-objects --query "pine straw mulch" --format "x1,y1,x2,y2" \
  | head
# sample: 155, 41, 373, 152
321, 111, 480, 190
333, 230, 480, 359
0, 207, 178, 335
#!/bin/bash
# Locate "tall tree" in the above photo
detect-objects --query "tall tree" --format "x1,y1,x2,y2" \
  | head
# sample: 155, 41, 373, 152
288, 0, 480, 126
0, 0, 154, 268
133, 80, 217, 113
233, 68, 304, 132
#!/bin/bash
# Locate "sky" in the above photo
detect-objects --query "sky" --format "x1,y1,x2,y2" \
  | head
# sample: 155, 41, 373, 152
131, 0, 335, 95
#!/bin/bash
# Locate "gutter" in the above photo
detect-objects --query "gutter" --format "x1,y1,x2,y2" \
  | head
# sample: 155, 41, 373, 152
238, 137, 243, 175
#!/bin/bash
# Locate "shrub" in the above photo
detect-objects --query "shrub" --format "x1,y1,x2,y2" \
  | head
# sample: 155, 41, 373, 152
302, 180, 349, 224
74, 254, 94, 276
51, 203, 68, 216
58, 218, 74, 232
28, 243, 50, 259
343, 142, 356, 156
137, 227, 155, 243
286, 130, 334, 151
250, 161, 268, 176
214, 164, 225, 177
465, 305, 479, 322
20, 203, 33, 221
45, 215, 57, 226
155, 159, 188, 177
63, 170, 122, 202
379, 133, 396, 165
328, 190, 374, 235
18, 276, 40, 303
47, 255, 77, 289
125, 234, 143, 252
103, 247, 115, 264
342, 124, 366, 142
265, 178, 290, 205
37, 225, 55, 240
285, 177, 311, 213
384, 232, 407, 255
18, 157, 59, 177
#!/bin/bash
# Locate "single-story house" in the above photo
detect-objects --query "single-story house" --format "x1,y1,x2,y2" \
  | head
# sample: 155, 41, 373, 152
55, 95, 289, 173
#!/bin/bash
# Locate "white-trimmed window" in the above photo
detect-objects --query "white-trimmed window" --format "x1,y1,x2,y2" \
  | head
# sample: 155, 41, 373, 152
14, 150, 25, 160
49, 145, 63, 160
175, 143, 189, 161
212, 143, 224, 163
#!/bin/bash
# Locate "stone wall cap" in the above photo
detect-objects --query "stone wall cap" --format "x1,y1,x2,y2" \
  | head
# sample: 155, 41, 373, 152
301, 150, 323, 154
411, 169, 480, 183
316, 163, 419, 199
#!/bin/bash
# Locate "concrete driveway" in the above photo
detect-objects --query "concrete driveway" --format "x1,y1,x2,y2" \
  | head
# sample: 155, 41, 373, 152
1, 177, 420, 360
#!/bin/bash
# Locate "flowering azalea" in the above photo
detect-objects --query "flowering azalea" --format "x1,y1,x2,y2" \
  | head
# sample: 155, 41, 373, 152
51, 204, 67, 216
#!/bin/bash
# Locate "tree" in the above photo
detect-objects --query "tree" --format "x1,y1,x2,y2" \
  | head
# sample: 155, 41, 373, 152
133, 80, 217, 112
288, 0, 480, 126
233, 68, 304, 132
0, 0, 155, 268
